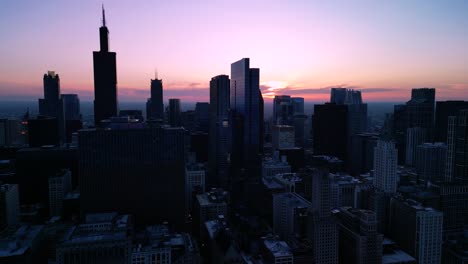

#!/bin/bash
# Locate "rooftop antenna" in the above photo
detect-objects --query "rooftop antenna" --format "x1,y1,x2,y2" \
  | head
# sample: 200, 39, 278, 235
102, 4, 106, 27
155, 67, 158, 80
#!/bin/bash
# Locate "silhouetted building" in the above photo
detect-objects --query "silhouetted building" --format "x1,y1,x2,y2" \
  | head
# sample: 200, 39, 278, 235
93, 7, 118, 125
405, 127, 427, 166
39, 71, 65, 143
230, 58, 262, 168
168, 98, 182, 127
27, 117, 60, 147
272, 125, 294, 150
0, 119, 22, 146
208, 75, 230, 188
349, 133, 379, 175
56, 213, 132, 264
79, 125, 186, 227
454, 110, 468, 182
48, 170, 71, 217
373, 140, 398, 193
273, 192, 310, 241
389, 198, 443, 263
273, 95, 293, 125
62, 94, 81, 121
435, 101, 468, 142
393, 104, 407, 163
333, 207, 383, 264
146, 77, 164, 121
414, 143, 447, 183
0, 183, 19, 231
406, 88, 435, 138
313, 103, 347, 160
195, 102, 210, 132
308, 168, 339, 264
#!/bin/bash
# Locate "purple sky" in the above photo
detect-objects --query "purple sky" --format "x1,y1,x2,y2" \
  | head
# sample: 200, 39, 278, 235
1, 0, 468, 102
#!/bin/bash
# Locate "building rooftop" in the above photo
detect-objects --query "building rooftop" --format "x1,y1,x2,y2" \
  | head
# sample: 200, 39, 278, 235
0, 225, 44, 257
263, 238, 292, 258
196, 189, 229, 206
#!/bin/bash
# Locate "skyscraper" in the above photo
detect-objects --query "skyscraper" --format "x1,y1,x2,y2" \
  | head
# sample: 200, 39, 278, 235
39, 71, 62, 118
208, 75, 230, 188
273, 95, 293, 125
93, 6, 118, 125
454, 110, 468, 182
61, 94, 81, 121
414, 143, 447, 183
373, 140, 398, 193
434, 101, 468, 142
230, 58, 262, 167
39, 71, 65, 143
168, 98, 182, 127
406, 88, 435, 137
312, 103, 348, 160
146, 77, 164, 121
405, 127, 427, 166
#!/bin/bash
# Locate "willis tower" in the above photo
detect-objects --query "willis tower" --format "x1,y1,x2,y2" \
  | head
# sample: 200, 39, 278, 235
93, 6, 118, 126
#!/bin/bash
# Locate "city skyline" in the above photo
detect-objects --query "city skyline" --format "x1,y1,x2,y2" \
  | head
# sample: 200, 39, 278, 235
1, 0, 468, 102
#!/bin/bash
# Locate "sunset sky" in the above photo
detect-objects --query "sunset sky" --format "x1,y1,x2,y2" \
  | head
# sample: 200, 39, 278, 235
1, 0, 467, 102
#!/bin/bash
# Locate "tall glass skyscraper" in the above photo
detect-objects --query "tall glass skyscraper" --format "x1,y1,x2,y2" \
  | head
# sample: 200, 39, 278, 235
230, 58, 262, 167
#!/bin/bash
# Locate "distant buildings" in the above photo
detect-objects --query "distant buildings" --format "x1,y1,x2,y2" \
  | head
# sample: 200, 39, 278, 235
93, 6, 118, 125
146, 77, 164, 121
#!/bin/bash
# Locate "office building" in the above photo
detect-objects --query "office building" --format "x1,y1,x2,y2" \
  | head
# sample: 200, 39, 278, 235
79, 125, 186, 227
168, 98, 182, 127
185, 162, 206, 214
389, 198, 443, 263
62, 94, 81, 121
146, 77, 164, 121
333, 207, 383, 264
405, 127, 427, 166
0, 183, 19, 230
313, 103, 348, 160
445, 116, 457, 182
39, 71, 63, 118
195, 102, 210, 133
454, 110, 468, 182
261, 237, 294, 264
262, 152, 291, 178
194, 189, 229, 236
307, 168, 339, 264
27, 117, 60, 147
48, 170, 72, 217
373, 140, 398, 193
230, 58, 262, 167
93, 6, 118, 125
272, 125, 295, 150
349, 133, 379, 175
435, 101, 468, 142
208, 75, 230, 188
414, 143, 447, 183
273, 95, 293, 125
0, 225, 46, 264
273, 192, 310, 241
406, 88, 435, 137
0, 119, 22, 146
56, 213, 132, 264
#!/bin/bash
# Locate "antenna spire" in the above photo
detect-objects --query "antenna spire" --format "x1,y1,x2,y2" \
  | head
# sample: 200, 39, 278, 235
155, 68, 158, 79
102, 4, 106, 27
